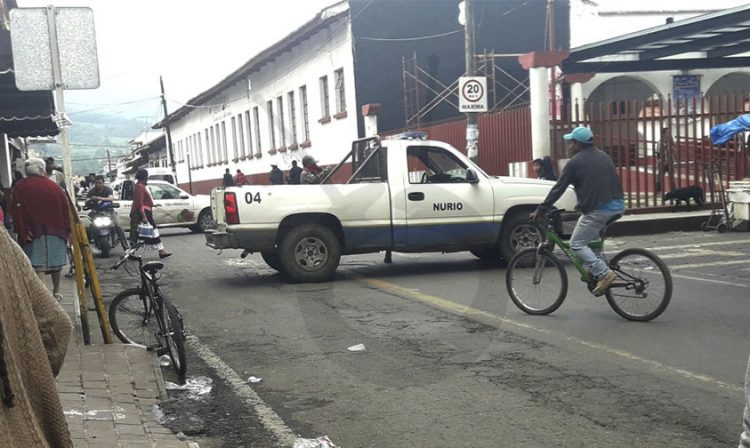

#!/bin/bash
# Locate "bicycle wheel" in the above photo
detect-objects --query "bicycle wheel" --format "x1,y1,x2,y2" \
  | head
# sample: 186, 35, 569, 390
160, 299, 187, 382
605, 248, 672, 322
506, 248, 568, 315
109, 288, 161, 349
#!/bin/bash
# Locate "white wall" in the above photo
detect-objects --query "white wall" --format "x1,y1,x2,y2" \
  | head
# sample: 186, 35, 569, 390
168, 15, 359, 186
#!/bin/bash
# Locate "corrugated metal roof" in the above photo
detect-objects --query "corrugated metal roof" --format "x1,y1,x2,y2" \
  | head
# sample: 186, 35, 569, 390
563, 4, 750, 73
153, 1, 349, 129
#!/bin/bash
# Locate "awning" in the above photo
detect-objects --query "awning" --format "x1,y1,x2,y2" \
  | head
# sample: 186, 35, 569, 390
562, 4, 750, 74
0, 19, 58, 138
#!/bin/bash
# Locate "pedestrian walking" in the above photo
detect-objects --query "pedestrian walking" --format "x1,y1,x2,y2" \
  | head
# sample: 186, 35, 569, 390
223, 168, 235, 187
530, 126, 625, 295
270, 164, 284, 185
287, 160, 303, 184
130, 169, 171, 258
10, 158, 71, 301
45, 156, 66, 189
300, 155, 331, 184
0, 225, 74, 448
234, 169, 248, 186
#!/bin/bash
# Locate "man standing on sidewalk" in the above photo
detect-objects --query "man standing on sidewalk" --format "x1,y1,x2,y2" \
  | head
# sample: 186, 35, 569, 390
0, 227, 73, 447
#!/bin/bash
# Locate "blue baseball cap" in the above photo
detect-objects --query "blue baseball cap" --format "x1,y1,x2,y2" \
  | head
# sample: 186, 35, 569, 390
563, 126, 594, 143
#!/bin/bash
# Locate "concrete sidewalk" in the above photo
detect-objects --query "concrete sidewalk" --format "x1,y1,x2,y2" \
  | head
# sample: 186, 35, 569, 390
56, 277, 199, 448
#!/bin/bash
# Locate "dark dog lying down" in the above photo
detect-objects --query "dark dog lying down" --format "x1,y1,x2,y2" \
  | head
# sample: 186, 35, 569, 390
665, 185, 704, 209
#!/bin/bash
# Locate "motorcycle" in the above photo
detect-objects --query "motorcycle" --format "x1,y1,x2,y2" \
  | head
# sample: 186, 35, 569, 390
82, 201, 127, 258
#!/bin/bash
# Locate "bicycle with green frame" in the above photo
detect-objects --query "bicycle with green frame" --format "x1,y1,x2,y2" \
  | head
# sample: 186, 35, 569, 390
505, 207, 672, 321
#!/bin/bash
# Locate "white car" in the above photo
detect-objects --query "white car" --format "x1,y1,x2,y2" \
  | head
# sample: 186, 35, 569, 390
114, 180, 214, 233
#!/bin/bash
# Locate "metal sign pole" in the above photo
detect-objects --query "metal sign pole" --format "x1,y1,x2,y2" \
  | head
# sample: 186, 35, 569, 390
46, 6, 75, 200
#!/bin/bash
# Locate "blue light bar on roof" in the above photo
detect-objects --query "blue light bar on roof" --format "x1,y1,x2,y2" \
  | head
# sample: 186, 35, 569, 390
388, 131, 427, 140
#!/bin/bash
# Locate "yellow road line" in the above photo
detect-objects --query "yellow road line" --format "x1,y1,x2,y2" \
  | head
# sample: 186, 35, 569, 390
359, 277, 742, 394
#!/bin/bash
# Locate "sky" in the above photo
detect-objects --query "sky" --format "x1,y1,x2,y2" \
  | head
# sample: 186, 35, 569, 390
21, 0, 336, 123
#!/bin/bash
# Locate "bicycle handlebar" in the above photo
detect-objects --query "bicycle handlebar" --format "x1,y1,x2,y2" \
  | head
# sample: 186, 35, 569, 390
110, 242, 144, 270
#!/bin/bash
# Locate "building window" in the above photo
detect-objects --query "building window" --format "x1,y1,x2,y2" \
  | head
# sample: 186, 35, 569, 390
253, 106, 262, 156
208, 127, 215, 165
221, 121, 229, 162
300, 85, 310, 142
288, 91, 298, 146
267, 100, 276, 149
197, 132, 204, 167
236, 114, 245, 158
231, 117, 239, 160
334, 68, 346, 115
319, 75, 330, 120
277, 96, 286, 148
216, 123, 224, 163
244, 110, 253, 155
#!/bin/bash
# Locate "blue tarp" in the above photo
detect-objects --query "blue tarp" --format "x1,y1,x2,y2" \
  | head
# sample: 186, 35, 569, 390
710, 114, 750, 145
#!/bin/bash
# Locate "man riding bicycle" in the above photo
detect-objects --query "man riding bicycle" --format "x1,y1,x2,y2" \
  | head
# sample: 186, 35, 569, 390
530, 126, 625, 295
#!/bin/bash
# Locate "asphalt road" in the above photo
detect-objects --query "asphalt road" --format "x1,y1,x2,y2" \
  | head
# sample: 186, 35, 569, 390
97, 228, 750, 448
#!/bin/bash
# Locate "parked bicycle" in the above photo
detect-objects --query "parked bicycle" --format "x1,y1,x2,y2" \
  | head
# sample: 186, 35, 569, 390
109, 242, 187, 382
505, 208, 672, 321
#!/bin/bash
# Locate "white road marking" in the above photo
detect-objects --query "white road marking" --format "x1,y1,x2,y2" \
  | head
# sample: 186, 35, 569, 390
671, 259, 750, 270
645, 238, 750, 252
185, 335, 298, 446
656, 248, 746, 260
359, 277, 743, 394
671, 273, 748, 288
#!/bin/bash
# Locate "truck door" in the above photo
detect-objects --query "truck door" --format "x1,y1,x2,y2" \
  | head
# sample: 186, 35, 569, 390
403, 145, 496, 248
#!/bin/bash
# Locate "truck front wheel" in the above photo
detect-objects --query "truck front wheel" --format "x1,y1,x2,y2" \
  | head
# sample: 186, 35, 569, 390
279, 224, 341, 283
498, 212, 544, 262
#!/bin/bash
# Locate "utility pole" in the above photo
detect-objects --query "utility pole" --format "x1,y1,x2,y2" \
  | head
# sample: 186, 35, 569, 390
160, 75, 178, 184
106, 149, 112, 180
464, 0, 479, 162
547, 0, 558, 120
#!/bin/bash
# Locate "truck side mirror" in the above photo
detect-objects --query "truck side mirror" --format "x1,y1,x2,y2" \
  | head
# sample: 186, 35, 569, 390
466, 169, 479, 184
180, 194, 189, 199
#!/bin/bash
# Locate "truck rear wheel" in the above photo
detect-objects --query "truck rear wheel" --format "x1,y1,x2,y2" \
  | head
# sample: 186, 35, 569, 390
499, 212, 544, 262
261, 251, 284, 273
279, 224, 341, 283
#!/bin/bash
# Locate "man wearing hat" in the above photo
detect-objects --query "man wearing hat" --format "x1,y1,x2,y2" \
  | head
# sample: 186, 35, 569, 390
269, 164, 284, 185
530, 126, 625, 295
300, 155, 330, 184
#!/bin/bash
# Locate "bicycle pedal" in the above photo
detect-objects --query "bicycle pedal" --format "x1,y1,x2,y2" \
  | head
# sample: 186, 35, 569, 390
155, 347, 169, 356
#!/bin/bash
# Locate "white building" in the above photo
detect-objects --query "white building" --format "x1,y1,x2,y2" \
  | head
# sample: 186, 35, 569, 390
157, 1, 357, 193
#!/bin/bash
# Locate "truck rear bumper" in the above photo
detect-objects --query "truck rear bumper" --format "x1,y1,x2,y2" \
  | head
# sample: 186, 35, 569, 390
205, 230, 238, 249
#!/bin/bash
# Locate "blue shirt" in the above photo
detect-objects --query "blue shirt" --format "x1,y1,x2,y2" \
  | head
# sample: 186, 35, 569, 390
598, 198, 625, 212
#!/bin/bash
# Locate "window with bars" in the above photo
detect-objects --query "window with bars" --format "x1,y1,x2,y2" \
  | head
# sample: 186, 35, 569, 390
236, 114, 245, 158
197, 132, 204, 167
231, 117, 239, 160
288, 91, 298, 145
277, 96, 286, 148
334, 68, 346, 114
300, 85, 310, 142
244, 110, 253, 156
319, 75, 330, 119
267, 100, 276, 149
207, 127, 214, 165
220, 122, 228, 162
253, 106, 262, 156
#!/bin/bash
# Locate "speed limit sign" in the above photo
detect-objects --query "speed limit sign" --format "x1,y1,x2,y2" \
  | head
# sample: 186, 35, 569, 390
459, 76, 488, 112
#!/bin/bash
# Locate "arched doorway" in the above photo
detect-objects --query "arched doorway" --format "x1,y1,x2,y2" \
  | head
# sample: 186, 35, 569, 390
585, 76, 659, 164
705, 72, 750, 112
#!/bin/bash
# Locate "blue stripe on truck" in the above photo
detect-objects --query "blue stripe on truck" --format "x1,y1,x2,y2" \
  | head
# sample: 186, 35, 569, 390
342, 222, 501, 251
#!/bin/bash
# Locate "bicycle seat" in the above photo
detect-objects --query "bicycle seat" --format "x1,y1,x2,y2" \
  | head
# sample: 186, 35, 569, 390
143, 261, 164, 275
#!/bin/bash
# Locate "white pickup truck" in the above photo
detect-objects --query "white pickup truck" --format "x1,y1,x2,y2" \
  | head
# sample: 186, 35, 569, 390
206, 134, 577, 282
